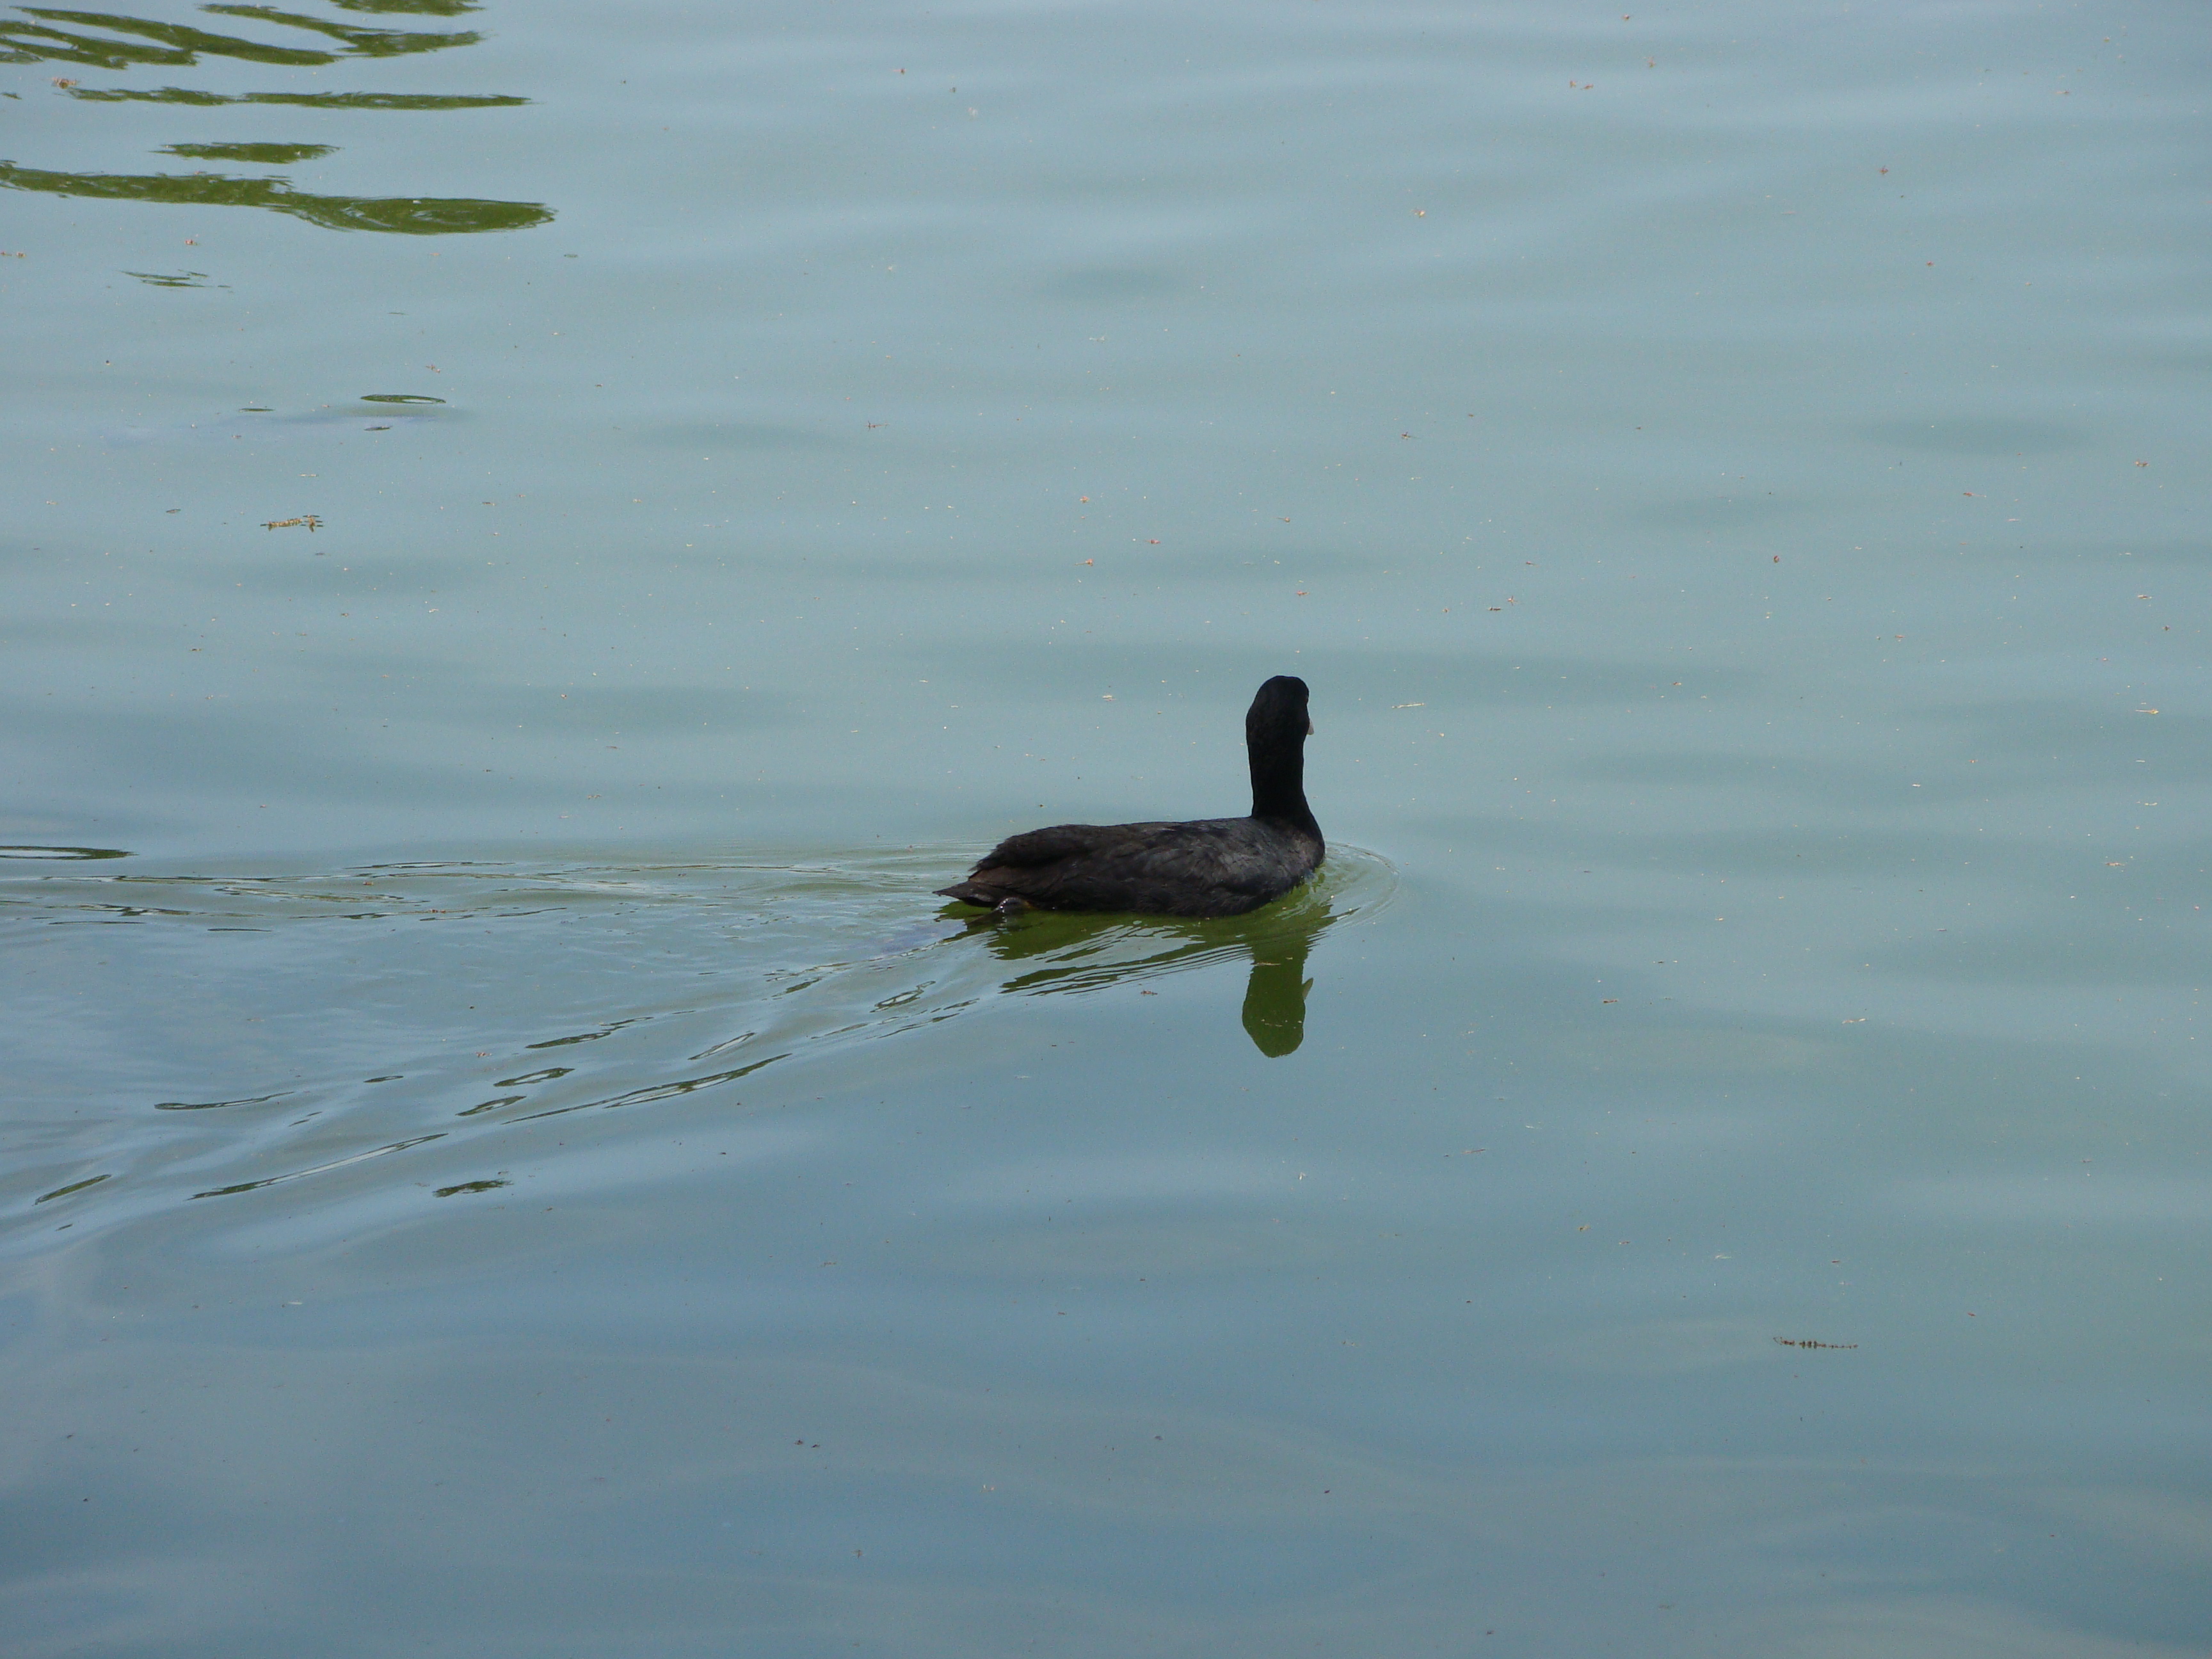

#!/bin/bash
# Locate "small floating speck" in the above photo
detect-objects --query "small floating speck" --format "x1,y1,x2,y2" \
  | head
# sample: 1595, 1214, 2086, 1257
433, 1179, 511, 1198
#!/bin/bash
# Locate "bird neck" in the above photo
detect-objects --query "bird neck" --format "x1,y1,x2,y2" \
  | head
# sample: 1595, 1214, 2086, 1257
1250, 748, 1317, 835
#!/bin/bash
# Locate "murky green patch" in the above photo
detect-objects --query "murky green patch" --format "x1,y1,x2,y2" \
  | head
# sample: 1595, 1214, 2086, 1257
0, 159, 549, 231
159, 139, 333, 161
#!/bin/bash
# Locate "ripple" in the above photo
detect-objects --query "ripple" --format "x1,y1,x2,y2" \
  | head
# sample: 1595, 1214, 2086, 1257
1, 844, 1399, 1237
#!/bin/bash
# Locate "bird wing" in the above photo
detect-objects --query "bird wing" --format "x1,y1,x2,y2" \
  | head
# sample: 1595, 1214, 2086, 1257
974, 822, 1139, 870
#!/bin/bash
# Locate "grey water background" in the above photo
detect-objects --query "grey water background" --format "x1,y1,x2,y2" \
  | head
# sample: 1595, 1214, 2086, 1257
4, 0, 2209, 1652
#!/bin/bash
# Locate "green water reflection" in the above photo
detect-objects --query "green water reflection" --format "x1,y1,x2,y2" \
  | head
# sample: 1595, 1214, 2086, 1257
33, 1172, 112, 1203
5, 3, 476, 65
67, 84, 523, 105
6, 7, 322, 64
333, 0, 477, 15
159, 138, 332, 159
0, 158, 550, 231
200, 3, 476, 57
4, 0, 543, 230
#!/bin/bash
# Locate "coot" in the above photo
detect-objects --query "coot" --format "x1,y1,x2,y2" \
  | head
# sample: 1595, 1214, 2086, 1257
937, 675, 1323, 918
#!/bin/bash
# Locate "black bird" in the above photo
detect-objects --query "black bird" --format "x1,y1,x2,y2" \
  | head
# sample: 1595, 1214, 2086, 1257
937, 675, 1323, 918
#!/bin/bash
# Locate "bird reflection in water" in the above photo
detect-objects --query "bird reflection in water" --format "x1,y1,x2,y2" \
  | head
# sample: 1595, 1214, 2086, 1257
946, 889, 1334, 1057
1236, 930, 1315, 1057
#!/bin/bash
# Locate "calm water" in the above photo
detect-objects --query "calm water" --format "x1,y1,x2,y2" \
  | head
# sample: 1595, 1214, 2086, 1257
6, 0, 2210, 1652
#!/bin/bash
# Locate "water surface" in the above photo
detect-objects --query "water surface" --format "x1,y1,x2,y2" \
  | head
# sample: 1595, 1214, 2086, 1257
4, 1, 2209, 1653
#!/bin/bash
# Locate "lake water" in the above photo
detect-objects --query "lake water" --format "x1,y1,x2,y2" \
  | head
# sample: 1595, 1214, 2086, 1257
6, 0, 2209, 1652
